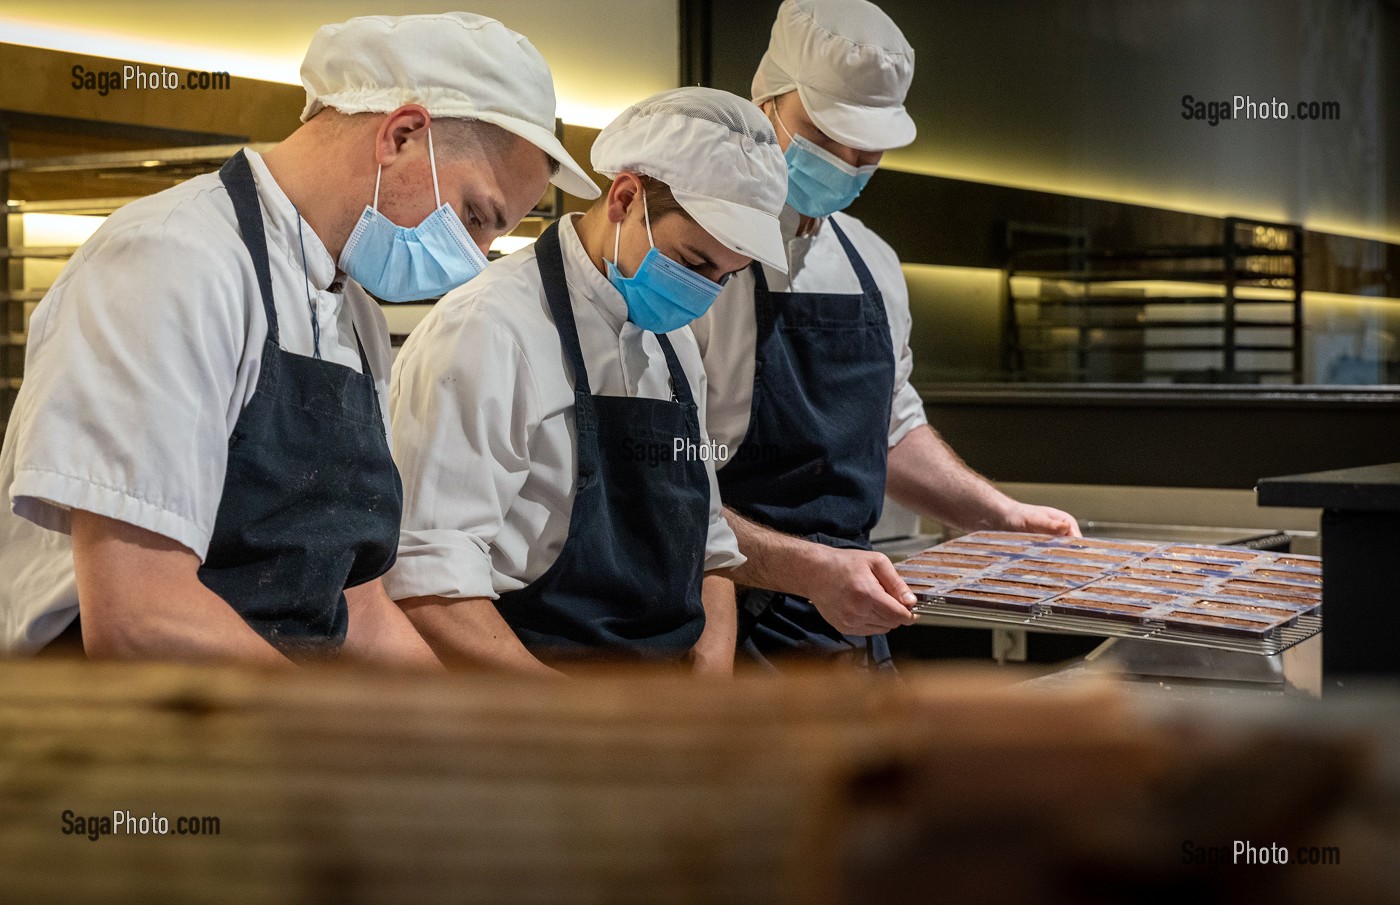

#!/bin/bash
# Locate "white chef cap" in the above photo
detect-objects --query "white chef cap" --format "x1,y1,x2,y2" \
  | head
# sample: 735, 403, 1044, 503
300, 13, 600, 199
591, 87, 789, 274
752, 0, 916, 152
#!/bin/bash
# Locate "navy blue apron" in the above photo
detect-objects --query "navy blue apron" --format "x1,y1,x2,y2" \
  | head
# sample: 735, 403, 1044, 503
192, 151, 403, 658
492, 222, 710, 663
718, 220, 897, 670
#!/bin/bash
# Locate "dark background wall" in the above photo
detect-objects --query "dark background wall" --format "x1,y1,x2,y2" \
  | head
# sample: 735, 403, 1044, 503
697, 0, 1400, 242
684, 0, 1400, 488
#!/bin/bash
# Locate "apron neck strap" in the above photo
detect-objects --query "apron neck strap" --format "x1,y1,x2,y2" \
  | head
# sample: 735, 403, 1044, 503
749, 218, 881, 300
218, 151, 280, 345
533, 222, 594, 397
826, 219, 881, 298
653, 333, 695, 406
534, 221, 694, 407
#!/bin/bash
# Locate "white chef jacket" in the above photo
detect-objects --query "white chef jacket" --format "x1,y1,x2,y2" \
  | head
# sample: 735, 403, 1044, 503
690, 206, 927, 458
0, 150, 393, 652
385, 213, 744, 603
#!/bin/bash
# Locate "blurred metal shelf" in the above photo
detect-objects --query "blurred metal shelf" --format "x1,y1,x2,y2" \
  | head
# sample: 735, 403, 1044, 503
8, 197, 145, 215
0, 142, 276, 175
1004, 218, 1304, 385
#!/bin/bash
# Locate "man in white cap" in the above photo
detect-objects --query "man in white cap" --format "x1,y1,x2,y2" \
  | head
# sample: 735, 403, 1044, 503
694, 0, 1080, 669
387, 87, 788, 674
0, 13, 598, 664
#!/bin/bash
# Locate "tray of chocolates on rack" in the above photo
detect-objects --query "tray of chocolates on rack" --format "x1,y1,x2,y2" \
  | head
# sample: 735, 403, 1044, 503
897, 532, 1321, 644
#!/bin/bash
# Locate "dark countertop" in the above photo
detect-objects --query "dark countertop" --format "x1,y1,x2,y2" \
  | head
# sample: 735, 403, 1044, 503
1257, 462, 1400, 511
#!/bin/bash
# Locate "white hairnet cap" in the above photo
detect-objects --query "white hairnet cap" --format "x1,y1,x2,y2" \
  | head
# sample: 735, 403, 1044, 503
752, 0, 916, 152
591, 87, 789, 274
299, 13, 600, 199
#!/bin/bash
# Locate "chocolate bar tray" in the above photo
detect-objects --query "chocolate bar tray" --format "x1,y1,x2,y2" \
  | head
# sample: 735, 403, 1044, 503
900, 531, 1320, 655
911, 599, 1321, 657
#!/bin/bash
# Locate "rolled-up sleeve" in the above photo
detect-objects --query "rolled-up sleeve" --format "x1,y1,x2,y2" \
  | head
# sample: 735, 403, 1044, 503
385, 307, 537, 601
10, 224, 244, 559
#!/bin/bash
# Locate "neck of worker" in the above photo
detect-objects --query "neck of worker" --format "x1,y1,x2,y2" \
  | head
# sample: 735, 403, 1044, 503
573, 206, 618, 279
260, 132, 365, 268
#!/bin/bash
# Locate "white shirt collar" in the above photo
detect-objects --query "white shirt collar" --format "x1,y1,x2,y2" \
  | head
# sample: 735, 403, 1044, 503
558, 212, 629, 332
780, 203, 828, 242
243, 149, 338, 292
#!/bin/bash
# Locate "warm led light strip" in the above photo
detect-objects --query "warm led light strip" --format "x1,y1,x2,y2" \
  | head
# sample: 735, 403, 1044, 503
0, 17, 298, 83
881, 161, 1400, 248
0, 17, 621, 128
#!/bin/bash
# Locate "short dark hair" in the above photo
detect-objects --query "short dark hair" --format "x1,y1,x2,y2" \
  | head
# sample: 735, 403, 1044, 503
594, 173, 694, 223
436, 117, 560, 175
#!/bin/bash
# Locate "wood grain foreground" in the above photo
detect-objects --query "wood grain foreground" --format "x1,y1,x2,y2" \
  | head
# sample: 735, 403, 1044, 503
0, 660, 1379, 904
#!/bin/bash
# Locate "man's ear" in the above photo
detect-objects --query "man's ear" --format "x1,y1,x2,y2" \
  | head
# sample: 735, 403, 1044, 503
606, 173, 641, 225
374, 104, 431, 167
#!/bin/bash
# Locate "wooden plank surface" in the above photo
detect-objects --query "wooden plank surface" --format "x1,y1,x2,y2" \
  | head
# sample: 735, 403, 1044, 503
0, 660, 1381, 904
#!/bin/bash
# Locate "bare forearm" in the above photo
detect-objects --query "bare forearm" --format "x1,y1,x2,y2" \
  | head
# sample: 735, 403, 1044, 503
691, 573, 736, 675
80, 590, 291, 665
886, 425, 1013, 531
342, 579, 442, 670
398, 594, 561, 676
72, 511, 291, 666
719, 507, 829, 599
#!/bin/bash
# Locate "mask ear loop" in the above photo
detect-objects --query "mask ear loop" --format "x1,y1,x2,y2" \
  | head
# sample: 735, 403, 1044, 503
427, 125, 442, 208
611, 178, 656, 267
770, 102, 796, 144
635, 182, 673, 389
640, 184, 654, 247
372, 125, 440, 212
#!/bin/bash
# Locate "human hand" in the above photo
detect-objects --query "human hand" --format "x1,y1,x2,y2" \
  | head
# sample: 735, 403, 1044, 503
997, 502, 1081, 537
798, 547, 918, 636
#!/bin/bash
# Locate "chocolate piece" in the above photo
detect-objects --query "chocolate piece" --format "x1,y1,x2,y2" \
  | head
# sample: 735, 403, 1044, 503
1049, 537, 1159, 554
1251, 568, 1323, 586
902, 574, 962, 587
976, 577, 1064, 598
1163, 545, 1257, 561
1016, 558, 1101, 576
944, 587, 1041, 611
1275, 555, 1322, 571
1040, 548, 1133, 564
1219, 579, 1319, 601
1043, 595, 1153, 623
1118, 566, 1211, 584
898, 564, 975, 578
1078, 584, 1176, 604
905, 552, 999, 569
936, 542, 1027, 557
999, 567, 1083, 587
1160, 609, 1281, 638
1113, 575, 1208, 593
1185, 597, 1301, 624
1138, 557, 1232, 575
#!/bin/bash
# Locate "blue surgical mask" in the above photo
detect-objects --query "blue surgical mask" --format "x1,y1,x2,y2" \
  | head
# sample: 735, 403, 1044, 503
773, 109, 878, 218
338, 127, 489, 302
605, 187, 724, 334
